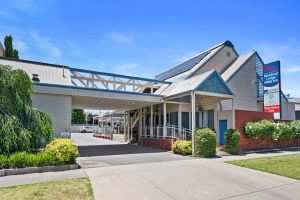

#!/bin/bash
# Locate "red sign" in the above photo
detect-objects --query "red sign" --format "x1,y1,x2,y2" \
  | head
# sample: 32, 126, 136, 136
264, 105, 280, 113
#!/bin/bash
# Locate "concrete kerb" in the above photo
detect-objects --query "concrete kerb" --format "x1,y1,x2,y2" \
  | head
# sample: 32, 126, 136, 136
0, 163, 80, 177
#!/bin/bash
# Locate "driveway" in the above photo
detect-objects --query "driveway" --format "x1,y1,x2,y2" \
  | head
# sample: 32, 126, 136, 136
85, 157, 300, 200
72, 133, 300, 200
72, 132, 191, 168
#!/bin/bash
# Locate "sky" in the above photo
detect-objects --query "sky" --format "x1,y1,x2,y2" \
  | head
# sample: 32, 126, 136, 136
1, 0, 300, 97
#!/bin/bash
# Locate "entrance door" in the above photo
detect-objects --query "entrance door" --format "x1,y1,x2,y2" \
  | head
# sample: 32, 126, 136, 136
219, 120, 227, 145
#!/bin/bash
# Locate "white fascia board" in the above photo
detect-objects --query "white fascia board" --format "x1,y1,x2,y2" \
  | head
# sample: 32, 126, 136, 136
194, 91, 234, 99
34, 85, 163, 103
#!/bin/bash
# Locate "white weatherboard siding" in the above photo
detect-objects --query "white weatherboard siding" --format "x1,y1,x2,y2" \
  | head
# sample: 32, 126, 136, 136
32, 93, 72, 136
281, 101, 295, 120
226, 54, 258, 111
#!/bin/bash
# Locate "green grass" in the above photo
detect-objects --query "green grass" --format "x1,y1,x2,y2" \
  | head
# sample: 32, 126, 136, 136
227, 153, 300, 180
0, 178, 94, 200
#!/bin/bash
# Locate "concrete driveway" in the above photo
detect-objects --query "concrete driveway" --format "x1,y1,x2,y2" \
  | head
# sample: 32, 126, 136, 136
85, 157, 300, 200
72, 133, 300, 200
72, 132, 191, 168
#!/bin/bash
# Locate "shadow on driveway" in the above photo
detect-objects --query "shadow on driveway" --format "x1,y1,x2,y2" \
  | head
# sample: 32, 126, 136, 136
78, 144, 165, 157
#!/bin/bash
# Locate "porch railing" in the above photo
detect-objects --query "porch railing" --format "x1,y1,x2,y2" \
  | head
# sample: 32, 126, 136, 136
142, 125, 192, 140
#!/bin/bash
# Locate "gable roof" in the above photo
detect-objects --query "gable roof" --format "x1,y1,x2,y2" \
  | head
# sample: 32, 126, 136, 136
156, 70, 233, 97
221, 51, 256, 82
155, 40, 235, 81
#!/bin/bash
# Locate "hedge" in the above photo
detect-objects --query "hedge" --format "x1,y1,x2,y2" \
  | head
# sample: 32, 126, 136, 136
172, 140, 192, 155
224, 129, 240, 155
0, 152, 60, 169
244, 120, 300, 141
194, 128, 216, 158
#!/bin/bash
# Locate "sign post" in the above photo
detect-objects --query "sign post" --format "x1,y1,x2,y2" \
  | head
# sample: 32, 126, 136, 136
263, 61, 281, 118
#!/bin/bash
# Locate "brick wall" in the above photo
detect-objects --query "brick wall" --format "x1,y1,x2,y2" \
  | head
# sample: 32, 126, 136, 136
141, 138, 174, 151
235, 110, 300, 150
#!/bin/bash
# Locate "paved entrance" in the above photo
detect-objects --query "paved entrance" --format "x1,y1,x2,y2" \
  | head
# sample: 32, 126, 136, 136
72, 133, 191, 168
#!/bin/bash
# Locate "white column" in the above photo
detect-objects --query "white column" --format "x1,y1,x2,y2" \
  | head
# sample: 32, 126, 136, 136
191, 91, 196, 156
150, 105, 153, 138
163, 102, 167, 138
143, 108, 146, 136
178, 104, 182, 137
138, 108, 142, 142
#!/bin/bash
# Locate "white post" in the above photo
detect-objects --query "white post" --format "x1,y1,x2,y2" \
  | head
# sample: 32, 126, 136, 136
150, 105, 153, 138
178, 104, 182, 138
191, 91, 196, 156
163, 102, 167, 138
143, 108, 146, 136
138, 109, 142, 142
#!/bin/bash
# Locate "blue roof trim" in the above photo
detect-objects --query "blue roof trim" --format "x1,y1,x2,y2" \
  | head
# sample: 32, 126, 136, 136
196, 71, 234, 96
34, 83, 164, 97
70, 67, 171, 84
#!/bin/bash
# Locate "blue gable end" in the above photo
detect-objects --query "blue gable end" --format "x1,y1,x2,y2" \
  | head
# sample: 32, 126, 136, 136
196, 71, 233, 95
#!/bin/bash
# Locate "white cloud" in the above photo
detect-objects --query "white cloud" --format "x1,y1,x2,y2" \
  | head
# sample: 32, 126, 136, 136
30, 30, 62, 57
113, 62, 155, 78
107, 30, 135, 44
10, 0, 39, 15
14, 39, 27, 51
0, 10, 15, 19
169, 50, 198, 64
283, 66, 300, 73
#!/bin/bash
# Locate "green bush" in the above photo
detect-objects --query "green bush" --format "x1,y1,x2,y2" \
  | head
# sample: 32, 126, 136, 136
7, 152, 28, 168
172, 140, 192, 155
0, 155, 8, 169
195, 128, 216, 158
244, 120, 275, 140
45, 138, 78, 164
0, 152, 60, 169
224, 129, 240, 155
290, 120, 300, 138
275, 122, 293, 140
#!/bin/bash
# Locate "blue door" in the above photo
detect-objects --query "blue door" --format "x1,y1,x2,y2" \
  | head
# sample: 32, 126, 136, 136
219, 120, 227, 145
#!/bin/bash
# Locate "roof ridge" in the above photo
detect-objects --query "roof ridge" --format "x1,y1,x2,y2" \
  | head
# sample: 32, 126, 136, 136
0, 56, 69, 69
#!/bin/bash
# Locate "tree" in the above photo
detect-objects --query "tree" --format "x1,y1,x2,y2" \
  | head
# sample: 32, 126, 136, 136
0, 65, 53, 154
4, 35, 19, 59
71, 109, 86, 124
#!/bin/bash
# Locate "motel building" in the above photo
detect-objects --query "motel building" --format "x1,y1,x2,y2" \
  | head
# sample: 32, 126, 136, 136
0, 40, 298, 150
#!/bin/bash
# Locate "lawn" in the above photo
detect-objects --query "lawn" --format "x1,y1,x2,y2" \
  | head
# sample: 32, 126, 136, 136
227, 153, 300, 180
0, 178, 93, 200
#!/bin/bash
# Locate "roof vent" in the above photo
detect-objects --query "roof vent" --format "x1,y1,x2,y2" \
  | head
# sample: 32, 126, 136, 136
32, 74, 40, 82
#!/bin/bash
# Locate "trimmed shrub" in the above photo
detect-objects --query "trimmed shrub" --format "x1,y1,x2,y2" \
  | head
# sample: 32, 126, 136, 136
275, 122, 293, 140
0, 152, 60, 169
172, 140, 192, 155
224, 129, 240, 155
0, 155, 8, 169
244, 120, 276, 140
290, 120, 300, 138
45, 138, 78, 164
195, 128, 216, 158
7, 152, 28, 168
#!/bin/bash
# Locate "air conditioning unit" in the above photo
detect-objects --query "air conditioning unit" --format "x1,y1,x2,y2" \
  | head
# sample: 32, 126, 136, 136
197, 106, 203, 112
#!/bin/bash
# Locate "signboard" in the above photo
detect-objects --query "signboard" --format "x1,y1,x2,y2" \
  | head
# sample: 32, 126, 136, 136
263, 61, 281, 113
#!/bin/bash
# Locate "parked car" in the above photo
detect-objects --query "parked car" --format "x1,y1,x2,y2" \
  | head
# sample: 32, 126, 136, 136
80, 126, 93, 133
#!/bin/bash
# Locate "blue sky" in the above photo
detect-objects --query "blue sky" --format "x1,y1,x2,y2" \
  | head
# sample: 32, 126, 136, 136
1, 0, 300, 97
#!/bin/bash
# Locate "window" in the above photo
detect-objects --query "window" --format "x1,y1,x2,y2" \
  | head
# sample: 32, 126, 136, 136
227, 51, 231, 57
207, 110, 214, 131
182, 112, 190, 129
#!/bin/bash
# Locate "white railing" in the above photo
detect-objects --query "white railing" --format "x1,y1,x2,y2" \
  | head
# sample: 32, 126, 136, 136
142, 125, 192, 140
